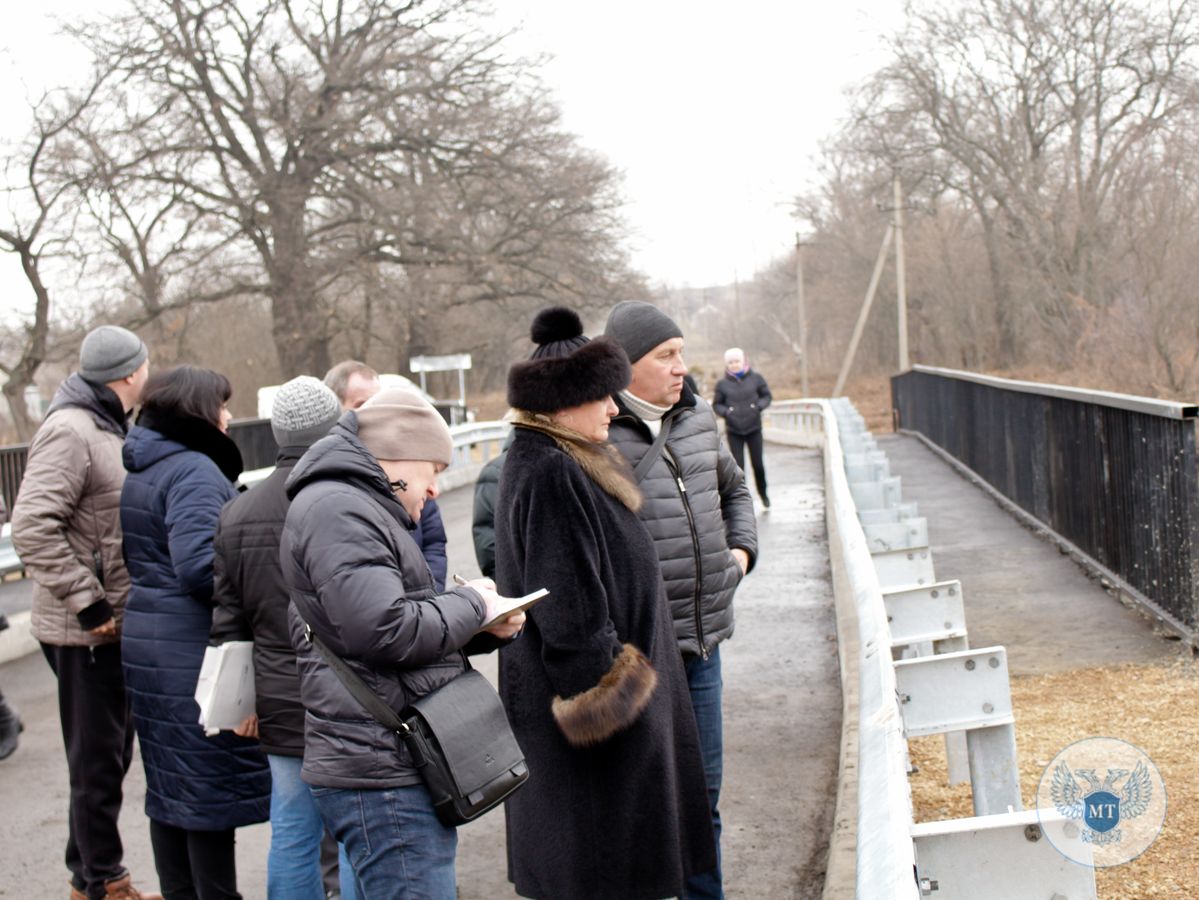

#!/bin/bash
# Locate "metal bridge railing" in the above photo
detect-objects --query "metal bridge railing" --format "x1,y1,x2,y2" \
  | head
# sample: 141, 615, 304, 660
767, 398, 1095, 899
818, 399, 920, 899
891, 365, 1199, 641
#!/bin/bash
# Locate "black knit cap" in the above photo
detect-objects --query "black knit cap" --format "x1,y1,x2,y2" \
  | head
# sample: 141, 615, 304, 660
507, 307, 631, 413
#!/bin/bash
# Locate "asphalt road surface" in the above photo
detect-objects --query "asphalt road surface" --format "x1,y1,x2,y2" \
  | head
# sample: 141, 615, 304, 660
0, 445, 838, 899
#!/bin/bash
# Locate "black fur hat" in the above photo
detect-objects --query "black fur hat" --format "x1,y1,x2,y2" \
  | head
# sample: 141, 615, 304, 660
507, 307, 631, 413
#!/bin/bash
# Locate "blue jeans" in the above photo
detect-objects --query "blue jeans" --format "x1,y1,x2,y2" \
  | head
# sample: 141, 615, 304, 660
684, 646, 724, 900
267, 755, 360, 900
311, 783, 457, 900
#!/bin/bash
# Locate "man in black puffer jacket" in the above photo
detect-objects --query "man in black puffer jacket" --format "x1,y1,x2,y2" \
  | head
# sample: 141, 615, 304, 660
210, 376, 361, 899
604, 301, 758, 900
713, 346, 773, 508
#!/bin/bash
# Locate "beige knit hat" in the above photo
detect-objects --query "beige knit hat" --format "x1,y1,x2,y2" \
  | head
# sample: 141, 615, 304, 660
356, 387, 453, 465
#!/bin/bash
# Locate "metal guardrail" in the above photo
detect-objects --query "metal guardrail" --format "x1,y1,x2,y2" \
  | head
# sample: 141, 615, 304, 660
763, 399, 826, 441
0, 523, 22, 577
891, 365, 1199, 637
771, 399, 1095, 898
0, 443, 29, 517
818, 398, 920, 899
0, 418, 278, 511
0, 419, 513, 577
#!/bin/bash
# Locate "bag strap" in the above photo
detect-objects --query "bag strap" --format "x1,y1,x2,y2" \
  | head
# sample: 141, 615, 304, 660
294, 606, 409, 734
633, 414, 673, 483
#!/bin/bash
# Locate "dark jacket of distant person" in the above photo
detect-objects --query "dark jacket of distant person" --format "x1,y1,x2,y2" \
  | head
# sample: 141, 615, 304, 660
713, 367, 773, 436
470, 431, 514, 579
209, 444, 309, 756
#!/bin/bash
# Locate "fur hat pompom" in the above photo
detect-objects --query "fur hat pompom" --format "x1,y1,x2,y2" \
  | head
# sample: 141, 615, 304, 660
531, 306, 584, 345
529, 306, 588, 361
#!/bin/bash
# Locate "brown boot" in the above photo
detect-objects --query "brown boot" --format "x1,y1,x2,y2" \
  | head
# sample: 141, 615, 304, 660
102, 875, 162, 900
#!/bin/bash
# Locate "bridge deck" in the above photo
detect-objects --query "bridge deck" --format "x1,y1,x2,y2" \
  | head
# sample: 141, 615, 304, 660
0, 445, 840, 898
879, 433, 1180, 675
1, 432, 1180, 895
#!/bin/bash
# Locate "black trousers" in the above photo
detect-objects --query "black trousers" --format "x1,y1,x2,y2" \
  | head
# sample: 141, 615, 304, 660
727, 429, 768, 500
149, 820, 240, 900
41, 642, 135, 900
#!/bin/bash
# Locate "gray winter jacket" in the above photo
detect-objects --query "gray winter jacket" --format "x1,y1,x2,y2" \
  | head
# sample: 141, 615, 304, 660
12, 375, 131, 646
281, 415, 488, 789
607, 386, 758, 657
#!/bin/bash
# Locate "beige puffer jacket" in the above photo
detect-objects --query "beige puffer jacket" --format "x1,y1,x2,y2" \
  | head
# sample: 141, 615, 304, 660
12, 377, 131, 646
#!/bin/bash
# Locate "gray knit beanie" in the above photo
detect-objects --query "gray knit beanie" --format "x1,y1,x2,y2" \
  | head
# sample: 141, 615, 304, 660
271, 376, 342, 448
603, 301, 683, 363
79, 325, 149, 384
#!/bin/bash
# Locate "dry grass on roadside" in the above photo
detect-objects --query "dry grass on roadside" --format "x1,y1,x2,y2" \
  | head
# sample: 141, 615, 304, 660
908, 660, 1199, 898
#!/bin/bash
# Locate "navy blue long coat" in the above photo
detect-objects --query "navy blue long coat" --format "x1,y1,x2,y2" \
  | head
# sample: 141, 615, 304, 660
121, 422, 270, 830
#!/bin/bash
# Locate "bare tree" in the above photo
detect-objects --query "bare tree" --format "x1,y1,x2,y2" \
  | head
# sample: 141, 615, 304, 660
73, 0, 633, 378
0, 81, 107, 439
1102, 117, 1199, 392
850, 0, 1199, 362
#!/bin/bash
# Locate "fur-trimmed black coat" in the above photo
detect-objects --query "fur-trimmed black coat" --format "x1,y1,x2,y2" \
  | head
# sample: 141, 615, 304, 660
495, 418, 715, 900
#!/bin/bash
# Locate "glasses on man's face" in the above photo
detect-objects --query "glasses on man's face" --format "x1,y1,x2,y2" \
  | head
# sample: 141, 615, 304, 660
389, 478, 408, 493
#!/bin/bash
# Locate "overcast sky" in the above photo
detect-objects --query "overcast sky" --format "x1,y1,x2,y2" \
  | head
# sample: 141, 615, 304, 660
1, 0, 906, 317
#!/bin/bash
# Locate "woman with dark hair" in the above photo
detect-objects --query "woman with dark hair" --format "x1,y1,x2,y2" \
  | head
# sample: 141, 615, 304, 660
120, 365, 269, 899
495, 308, 716, 900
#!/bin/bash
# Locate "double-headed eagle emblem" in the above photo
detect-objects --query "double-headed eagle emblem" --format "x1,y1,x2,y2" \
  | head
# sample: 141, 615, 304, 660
1051, 760, 1154, 845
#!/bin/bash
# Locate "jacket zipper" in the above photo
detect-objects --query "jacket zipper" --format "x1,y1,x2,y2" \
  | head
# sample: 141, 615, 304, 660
665, 446, 708, 659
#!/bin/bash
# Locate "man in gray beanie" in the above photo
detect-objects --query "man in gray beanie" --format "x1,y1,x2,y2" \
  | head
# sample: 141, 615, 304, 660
79, 325, 149, 385
604, 300, 758, 900
210, 376, 361, 900
11, 325, 155, 899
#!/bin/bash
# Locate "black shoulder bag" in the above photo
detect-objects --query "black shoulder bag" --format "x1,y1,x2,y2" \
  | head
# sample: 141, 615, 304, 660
297, 612, 528, 826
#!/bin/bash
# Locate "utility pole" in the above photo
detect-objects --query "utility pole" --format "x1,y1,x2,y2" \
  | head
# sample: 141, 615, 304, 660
794, 233, 809, 397
893, 170, 909, 371
834, 224, 894, 397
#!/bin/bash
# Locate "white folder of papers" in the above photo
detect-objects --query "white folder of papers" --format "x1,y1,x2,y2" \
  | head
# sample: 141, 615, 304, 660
194, 641, 256, 736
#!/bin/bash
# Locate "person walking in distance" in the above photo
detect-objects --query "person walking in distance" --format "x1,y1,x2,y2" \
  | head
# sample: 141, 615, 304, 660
712, 347, 772, 508
604, 301, 759, 900
210, 376, 360, 900
10, 325, 158, 899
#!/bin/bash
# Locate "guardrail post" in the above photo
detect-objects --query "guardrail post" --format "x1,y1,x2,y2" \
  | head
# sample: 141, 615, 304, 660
883, 580, 970, 785
893, 647, 1022, 815
872, 546, 936, 590
864, 517, 929, 553
911, 809, 1095, 898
